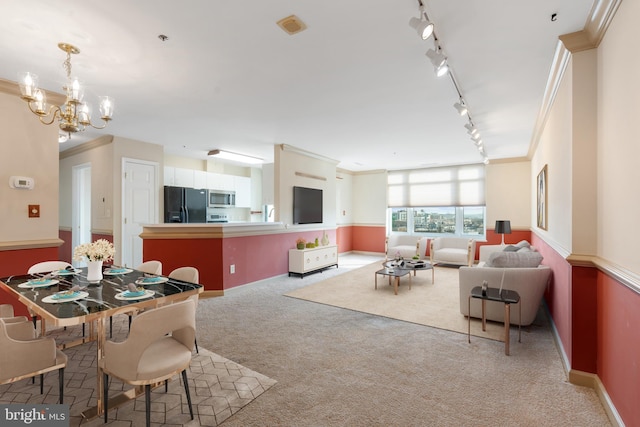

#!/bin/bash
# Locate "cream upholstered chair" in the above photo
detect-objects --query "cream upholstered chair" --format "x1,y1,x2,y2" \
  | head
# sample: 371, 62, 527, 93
28, 261, 75, 333
27, 261, 73, 274
0, 304, 15, 318
101, 299, 196, 426
168, 267, 200, 353
0, 318, 67, 403
136, 260, 163, 275
112, 260, 164, 335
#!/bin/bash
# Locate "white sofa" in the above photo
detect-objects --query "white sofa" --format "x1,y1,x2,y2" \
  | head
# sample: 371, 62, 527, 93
427, 237, 476, 267
458, 243, 551, 326
386, 235, 419, 259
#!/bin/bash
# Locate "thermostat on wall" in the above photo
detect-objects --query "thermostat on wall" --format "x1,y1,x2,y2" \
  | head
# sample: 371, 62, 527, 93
9, 176, 35, 190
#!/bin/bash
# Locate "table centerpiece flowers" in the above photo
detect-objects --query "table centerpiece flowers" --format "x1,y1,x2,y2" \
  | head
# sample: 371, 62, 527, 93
73, 239, 115, 282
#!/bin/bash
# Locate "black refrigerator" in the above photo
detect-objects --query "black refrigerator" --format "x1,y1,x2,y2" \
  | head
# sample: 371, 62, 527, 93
164, 186, 207, 223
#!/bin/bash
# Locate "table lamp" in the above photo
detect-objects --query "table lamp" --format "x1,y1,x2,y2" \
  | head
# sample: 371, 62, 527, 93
495, 220, 511, 245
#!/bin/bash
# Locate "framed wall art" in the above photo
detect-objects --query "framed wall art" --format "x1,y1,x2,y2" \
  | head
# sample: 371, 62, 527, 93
537, 165, 547, 230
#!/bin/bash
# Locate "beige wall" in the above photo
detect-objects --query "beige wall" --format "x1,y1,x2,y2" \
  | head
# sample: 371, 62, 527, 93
274, 145, 338, 227
0, 92, 60, 245
352, 171, 387, 226
485, 161, 530, 229
336, 170, 354, 226
533, 57, 574, 253
597, 0, 640, 273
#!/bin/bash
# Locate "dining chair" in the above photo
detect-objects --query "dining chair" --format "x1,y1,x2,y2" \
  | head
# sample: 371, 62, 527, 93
28, 260, 92, 338
0, 304, 15, 318
168, 267, 200, 353
135, 260, 162, 275
27, 261, 73, 274
0, 318, 67, 403
110, 260, 163, 336
101, 299, 196, 426
27, 261, 75, 334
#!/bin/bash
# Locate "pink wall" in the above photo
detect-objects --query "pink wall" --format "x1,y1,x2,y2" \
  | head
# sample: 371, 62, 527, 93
597, 274, 640, 426
533, 234, 640, 425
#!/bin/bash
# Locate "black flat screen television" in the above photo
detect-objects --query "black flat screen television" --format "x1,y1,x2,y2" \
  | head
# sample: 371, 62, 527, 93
293, 186, 323, 224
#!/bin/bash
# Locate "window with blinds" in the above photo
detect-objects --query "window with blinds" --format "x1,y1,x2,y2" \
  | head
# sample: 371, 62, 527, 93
387, 164, 485, 207
387, 164, 486, 238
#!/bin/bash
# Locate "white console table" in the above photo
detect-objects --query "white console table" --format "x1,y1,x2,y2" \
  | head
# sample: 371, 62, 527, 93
288, 245, 338, 278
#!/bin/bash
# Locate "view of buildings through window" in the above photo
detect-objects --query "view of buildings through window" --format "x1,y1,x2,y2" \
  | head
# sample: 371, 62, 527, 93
390, 207, 485, 237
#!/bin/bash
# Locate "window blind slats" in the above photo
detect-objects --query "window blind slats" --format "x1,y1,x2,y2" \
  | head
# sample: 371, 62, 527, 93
388, 164, 486, 207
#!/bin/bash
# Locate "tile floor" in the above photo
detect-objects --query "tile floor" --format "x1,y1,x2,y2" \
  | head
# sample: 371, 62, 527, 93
0, 316, 276, 426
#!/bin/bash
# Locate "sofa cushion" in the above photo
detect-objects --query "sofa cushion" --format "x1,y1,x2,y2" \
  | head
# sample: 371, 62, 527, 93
485, 251, 543, 268
515, 240, 530, 249
503, 245, 519, 252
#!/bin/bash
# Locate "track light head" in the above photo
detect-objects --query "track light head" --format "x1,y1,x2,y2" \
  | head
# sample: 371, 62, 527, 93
409, 16, 434, 40
464, 123, 479, 136
454, 101, 467, 116
426, 49, 448, 77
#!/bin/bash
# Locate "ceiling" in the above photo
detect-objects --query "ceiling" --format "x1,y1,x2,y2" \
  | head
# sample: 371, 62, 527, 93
1, 0, 594, 172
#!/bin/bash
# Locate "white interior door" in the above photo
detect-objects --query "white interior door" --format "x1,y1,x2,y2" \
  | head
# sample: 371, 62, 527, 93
122, 159, 157, 268
72, 163, 92, 267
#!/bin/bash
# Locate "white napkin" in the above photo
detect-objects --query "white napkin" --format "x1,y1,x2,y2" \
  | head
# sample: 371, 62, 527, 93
70, 285, 81, 292
127, 283, 138, 292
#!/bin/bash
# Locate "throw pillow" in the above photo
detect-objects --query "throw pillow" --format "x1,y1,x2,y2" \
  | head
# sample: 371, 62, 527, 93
515, 240, 531, 249
485, 251, 543, 268
503, 245, 519, 252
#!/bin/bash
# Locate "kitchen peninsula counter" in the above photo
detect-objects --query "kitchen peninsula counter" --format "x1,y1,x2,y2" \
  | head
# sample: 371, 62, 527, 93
141, 222, 336, 295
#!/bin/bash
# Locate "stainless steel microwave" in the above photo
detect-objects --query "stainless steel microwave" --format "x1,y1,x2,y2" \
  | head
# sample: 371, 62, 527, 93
208, 190, 235, 208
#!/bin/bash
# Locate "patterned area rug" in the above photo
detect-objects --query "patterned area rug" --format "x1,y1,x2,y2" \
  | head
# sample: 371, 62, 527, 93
285, 262, 509, 341
0, 316, 276, 426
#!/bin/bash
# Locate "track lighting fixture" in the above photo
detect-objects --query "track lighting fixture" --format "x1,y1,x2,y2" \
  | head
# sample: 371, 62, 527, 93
454, 100, 467, 116
409, 16, 434, 40
426, 49, 448, 77
409, 1, 434, 41
410, 0, 489, 164
465, 123, 479, 136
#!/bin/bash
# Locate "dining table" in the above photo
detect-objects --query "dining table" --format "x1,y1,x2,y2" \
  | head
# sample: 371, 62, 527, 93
0, 265, 203, 419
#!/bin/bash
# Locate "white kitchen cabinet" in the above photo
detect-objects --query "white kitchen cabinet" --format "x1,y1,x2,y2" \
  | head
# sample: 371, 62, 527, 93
164, 166, 176, 186
174, 168, 195, 188
206, 172, 234, 191
234, 176, 251, 207
288, 245, 338, 277
193, 170, 207, 189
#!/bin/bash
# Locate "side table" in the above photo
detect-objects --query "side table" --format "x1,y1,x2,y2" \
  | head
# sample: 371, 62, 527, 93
468, 286, 521, 355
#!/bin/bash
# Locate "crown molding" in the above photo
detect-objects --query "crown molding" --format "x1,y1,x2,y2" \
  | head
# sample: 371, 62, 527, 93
59, 134, 114, 159
528, 0, 620, 158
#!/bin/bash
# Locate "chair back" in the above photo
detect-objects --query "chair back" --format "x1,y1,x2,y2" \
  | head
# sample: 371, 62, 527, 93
0, 304, 14, 318
136, 260, 162, 275
28, 261, 73, 274
168, 267, 199, 284
103, 299, 195, 380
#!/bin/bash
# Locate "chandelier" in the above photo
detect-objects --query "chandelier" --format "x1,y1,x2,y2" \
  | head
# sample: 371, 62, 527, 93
18, 42, 114, 135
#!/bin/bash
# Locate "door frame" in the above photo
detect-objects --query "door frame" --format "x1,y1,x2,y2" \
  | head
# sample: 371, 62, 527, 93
72, 162, 92, 267
121, 158, 160, 268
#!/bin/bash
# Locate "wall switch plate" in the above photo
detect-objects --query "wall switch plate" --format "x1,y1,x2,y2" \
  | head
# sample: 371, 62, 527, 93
230, 264, 235, 274
28, 204, 40, 218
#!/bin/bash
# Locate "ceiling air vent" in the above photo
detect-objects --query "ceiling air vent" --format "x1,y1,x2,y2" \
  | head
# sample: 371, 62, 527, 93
277, 15, 307, 35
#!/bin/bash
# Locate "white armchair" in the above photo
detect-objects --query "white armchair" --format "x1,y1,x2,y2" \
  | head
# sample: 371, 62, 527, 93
429, 237, 476, 267
386, 235, 420, 259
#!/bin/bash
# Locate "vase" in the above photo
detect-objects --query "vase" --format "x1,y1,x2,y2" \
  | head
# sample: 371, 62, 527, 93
321, 231, 329, 246
86, 260, 104, 283
297, 243, 305, 250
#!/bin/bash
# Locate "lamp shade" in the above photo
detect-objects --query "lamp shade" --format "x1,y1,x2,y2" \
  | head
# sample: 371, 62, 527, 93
495, 220, 511, 234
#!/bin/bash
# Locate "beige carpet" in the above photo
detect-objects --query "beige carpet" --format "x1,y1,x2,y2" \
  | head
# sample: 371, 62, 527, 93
285, 262, 508, 341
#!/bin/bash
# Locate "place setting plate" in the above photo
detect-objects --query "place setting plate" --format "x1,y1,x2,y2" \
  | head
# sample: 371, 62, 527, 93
135, 276, 169, 285
18, 278, 60, 289
115, 289, 155, 301
42, 290, 89, 304
52, 268, 81, 276
103, 267, 134, 276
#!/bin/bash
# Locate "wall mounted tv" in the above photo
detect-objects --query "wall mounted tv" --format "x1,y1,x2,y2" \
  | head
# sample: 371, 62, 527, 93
293, 186, 323, 224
